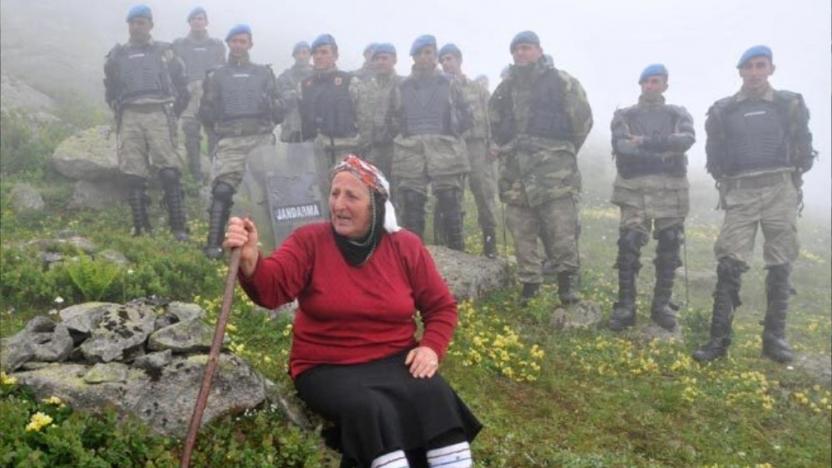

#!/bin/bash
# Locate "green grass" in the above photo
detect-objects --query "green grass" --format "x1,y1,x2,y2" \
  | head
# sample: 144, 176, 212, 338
1, 166, 830, 466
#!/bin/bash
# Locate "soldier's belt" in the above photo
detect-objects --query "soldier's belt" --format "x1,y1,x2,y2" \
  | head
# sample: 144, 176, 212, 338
723, 172, 791, 190
123, 102, 167, 113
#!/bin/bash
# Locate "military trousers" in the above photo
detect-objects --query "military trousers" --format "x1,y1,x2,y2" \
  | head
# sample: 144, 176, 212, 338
118, 104, 183, 178
392, 134, 469, 197
465, 137, 498, 232
714, 173, 799, 267
180, 80, 217, 167
211, 133, 274, 190
507, 196, 580, 285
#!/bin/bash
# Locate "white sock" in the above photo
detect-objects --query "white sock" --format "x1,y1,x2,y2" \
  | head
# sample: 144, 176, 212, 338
371, 449, 409, 468
426, 441, 472, 467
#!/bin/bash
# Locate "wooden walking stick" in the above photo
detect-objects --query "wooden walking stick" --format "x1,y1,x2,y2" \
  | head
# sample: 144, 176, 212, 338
180, 247, 242, 468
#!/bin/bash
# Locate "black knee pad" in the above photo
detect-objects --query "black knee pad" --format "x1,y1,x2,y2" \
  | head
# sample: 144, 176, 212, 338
655, 225, 683, 252
158, 167, 181, 185
211, 181, 235, 203
618, 228, 648, 254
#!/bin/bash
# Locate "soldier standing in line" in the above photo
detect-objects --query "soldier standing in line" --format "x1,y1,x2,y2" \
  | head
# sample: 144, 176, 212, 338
299, 34, 362, 206
489, 31, 593, 305
439, 43, 499, 258
390, 35, 472, 251
104, 4, 190, 240
276, 41, 312, 143
172, 6, 226, 183
352, 43, 378, 81
693, 46, 816, 363
607, 64, 695, 332
199, 24, 284, 259
352, 43, 401, 179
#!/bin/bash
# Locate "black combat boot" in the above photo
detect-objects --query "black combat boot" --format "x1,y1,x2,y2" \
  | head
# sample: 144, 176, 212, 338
651, 226, 683, 331
159, 168, 189, 241
761, 264, 795, 363
557, 271, 580, 306
609, 229, 647, 331
693, 257, 746, 362
482, 227, 498, 259
183, 120, 203, 183
401, 190, 427, 240
126, 176, 152, 236
203, 181, 235, 260
437, 189, 465, 252
520, 282, 540, 306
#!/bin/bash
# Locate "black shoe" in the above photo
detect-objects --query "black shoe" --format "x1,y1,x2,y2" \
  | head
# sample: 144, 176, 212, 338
650, 302, 679, 332
609, 302, 635, 331
127, 176, 152, 236
204, 182, 234, 259
692, 257, 745, 363
761, 264, 794, 363
520, 282, 540, 306
693, 337, 730, 362
557, 272, 580, 305
159, 168, 189, 242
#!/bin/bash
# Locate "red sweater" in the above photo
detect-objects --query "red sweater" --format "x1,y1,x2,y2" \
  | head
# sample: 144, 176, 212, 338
238, 223, 458, 379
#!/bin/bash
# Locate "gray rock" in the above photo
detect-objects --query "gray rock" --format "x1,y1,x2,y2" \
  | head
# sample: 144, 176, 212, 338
426, 245, 511, 301
52, 125, 119, 180
263, 377, 313, 430
133, 350, 173, 372
793, 353, 832, 387
65, 236, 97, 254
97, 249, 129, 267
551, 301, 604, 330
11, 354, 270, 437
147, 319, 219, 354
166, 302, 205, 322
84, 362, 129, 384
19, 362, 51, 371
69, 179, 127, 210
1, 316, 73, 371
60, 302, 118, 335
622, 321, 683, 344
80, 302, 156, 362
41, 251, 64, 266
9, 183, 45, 213
0, 73, 58, 121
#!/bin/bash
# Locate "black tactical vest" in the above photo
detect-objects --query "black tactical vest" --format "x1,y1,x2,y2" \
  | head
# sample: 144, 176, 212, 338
526, 68, 572, 140
400, 74, 453, 136
114, 43, 170, 103
720, 99, 789, 175
214, 63, 271, 122
616, 106, 686, 178
175, 37, 224, 82
300, 71, 357, 140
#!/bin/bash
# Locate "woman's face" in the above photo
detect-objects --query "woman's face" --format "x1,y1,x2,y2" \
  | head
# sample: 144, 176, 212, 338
329, 172, 372, 240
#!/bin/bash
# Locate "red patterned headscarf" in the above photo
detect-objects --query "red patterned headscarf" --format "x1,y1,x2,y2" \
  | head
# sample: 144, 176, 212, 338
331, 154, 400, 233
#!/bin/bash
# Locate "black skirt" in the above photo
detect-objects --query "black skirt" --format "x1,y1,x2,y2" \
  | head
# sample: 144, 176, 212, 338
294, 351, 482, 467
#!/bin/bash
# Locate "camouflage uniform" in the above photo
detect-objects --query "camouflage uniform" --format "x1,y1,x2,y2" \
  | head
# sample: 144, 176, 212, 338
693, 84, 815, 363
276, 62, 312, 143
352, 71, 402, 178
608, 94, 695, 331
457, 74, 498, 256
390, 67, 472, 250
198, 53, 284, 258
103, 37, 190, 239
490, 56, 592, 301
172, 33, 226, 181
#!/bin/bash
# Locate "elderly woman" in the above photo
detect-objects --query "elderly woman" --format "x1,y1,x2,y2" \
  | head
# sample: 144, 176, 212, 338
223, 155, 481, 468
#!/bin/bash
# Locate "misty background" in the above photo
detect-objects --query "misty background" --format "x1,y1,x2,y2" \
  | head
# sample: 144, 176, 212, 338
2, 0, 829, 221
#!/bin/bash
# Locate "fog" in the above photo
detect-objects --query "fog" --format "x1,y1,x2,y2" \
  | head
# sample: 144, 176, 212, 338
2, 0, 829, 219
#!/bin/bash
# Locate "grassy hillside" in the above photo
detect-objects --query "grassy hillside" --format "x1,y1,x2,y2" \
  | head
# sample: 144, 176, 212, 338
1, 111, 830, 466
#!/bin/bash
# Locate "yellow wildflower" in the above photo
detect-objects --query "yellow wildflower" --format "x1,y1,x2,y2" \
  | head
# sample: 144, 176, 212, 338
25, 412, 54, 432
1, 372, 17, 385
42, 396, 65, 407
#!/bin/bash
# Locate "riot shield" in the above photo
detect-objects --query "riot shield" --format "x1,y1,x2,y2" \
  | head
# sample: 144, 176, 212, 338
236, 137, 327, 254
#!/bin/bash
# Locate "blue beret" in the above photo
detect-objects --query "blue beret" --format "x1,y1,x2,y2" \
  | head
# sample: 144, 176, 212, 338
225, 24, 252, 43
187, 7, 206, 21
292, 41, 310, 56
372, 43, 396, 58
438, 43, 462, 60
737, 45, 773, 68
639, 64, 668, 83
126, 5, 152, 22
510, 31, 539, 52
410, 34, 437, 56
311, 34, 337, 52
